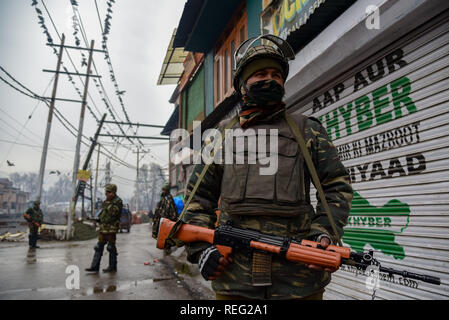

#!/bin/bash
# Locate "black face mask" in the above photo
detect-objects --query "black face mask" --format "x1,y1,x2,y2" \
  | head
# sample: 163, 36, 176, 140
241, 79, 285, 109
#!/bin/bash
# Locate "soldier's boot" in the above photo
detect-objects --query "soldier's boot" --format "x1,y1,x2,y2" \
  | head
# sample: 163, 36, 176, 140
33, 233, 40, 248
28, 234, 34, 249
29, 233, 39, 248
85, 242, 104, 272
103, 243, 118, 273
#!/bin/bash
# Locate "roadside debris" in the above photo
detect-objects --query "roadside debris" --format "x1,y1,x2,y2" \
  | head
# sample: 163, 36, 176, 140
0, 232, 26, 242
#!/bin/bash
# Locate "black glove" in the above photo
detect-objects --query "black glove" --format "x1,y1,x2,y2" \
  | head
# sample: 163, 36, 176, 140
198, 245, 223, 281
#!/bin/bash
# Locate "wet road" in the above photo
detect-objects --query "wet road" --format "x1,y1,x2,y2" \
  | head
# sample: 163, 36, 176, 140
0, 223, 214, 300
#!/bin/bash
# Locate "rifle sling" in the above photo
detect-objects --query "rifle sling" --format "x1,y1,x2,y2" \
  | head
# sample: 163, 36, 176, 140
166, 115, 239, 245
284, 112, 343, 247
167, 112, 343, 248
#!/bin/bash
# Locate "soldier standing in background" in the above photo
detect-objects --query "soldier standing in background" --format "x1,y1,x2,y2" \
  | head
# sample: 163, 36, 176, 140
180, 35, 353, 300
24, 200, 43, 249
152, 183, 178, 239
152, 183, 177, 256
85, 184, 123, 273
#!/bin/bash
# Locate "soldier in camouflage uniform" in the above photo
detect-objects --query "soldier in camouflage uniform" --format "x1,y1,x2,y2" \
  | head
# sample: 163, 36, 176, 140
86, 184, 123, 273
180, 35, 353, 300
152, 183, 178, 239
24, 200, 44, 249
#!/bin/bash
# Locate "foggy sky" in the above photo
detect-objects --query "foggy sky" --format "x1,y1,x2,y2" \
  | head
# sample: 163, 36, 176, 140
0, 0, 186, 199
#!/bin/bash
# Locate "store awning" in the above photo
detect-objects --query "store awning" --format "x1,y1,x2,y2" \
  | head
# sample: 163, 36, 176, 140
157, 28, 188, 85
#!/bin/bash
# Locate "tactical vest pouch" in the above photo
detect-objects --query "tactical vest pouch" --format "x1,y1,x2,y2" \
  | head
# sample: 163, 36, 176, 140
221, 116, 307, 216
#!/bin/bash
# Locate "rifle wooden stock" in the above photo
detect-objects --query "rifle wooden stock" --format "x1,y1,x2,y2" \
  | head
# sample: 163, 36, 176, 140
157, 218, 350, 269
156, 218, 233, 259
157, 218, 214, 246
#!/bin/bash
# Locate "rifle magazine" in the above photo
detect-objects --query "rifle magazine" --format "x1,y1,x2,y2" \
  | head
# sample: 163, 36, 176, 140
252, 250, 272, 286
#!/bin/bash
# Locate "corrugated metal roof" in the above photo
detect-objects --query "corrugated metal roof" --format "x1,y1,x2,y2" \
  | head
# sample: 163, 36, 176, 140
157, 28, 188, 85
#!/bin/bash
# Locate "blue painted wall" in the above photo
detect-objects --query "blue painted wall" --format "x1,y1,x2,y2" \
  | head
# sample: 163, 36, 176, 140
246, 0, 262, 38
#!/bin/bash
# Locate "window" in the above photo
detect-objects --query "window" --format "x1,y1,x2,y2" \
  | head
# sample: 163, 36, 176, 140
214, 11, 247, 106
215, 59, 221, 105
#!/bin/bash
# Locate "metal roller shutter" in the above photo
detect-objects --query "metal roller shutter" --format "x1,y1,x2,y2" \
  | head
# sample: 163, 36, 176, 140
294, 11, 449, 299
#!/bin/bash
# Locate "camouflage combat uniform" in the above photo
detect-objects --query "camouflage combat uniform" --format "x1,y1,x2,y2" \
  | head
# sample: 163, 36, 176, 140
98, 195, 123, 236
152, 191, 178, 239
182, 111, 353, 299
86, 184, 123, 273
24, 203, 43, 248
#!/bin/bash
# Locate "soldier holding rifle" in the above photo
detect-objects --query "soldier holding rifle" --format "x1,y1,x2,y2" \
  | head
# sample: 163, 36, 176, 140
178, 35, 353, 300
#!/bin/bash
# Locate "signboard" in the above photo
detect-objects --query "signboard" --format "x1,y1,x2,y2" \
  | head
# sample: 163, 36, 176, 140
77, 170, 91, 182
261, 0, 325, 39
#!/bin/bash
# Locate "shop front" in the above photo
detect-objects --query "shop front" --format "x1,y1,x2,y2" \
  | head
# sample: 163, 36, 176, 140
282, 0, 449, 299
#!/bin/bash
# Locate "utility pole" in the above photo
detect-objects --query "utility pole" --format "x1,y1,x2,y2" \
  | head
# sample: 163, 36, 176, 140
89, 163, 94, 218
133, 148, 140, 213
68, 40, 96, 237
68, 112, 106, 235
93, 143, 101, 216
36, 33, 65, 202
41, 37, 105, 238
71, 113, 106, 206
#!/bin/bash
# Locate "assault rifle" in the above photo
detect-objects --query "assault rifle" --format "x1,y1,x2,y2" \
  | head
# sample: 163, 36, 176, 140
157, 218, 441, 285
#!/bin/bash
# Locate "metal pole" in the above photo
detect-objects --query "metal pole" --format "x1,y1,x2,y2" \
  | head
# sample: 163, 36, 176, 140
72, 113, 106, 208
68, 39, 95, 239
82, 188, 85, 219
89, 164, 93, 218
93, 143, 100, 217
136, 148, 140, 213
36, 34, 65, 202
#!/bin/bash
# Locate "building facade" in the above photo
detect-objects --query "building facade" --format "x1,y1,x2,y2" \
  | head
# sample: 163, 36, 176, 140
159, 0, 264, 196
282, 0, 449, 300
0, 178, 29, 215
158, 0, 449, 299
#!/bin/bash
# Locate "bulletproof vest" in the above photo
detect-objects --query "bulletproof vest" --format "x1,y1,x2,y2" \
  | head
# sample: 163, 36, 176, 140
220, 113, 313, 217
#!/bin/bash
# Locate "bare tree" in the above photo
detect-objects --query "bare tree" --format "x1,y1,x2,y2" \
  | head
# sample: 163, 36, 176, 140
129, 162, 166, 212
9, 172, 38, 199
45, 174, 72, 204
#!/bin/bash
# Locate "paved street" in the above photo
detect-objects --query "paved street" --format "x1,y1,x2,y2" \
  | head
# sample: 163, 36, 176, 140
0, 223, 214, 300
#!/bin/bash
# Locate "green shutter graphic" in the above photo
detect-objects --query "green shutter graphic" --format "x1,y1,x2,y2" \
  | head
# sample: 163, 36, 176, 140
342, 192, 411, 260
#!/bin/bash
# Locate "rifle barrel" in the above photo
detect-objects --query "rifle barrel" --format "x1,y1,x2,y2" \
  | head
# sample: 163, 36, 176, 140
379, 266, 441, 285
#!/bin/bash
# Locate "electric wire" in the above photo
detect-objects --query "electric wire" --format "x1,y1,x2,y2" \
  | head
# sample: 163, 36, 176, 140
26, 1, 164, 180
39, 0, 131, 151
68, 1, 136, 149
33, 1, 141, 170
0, 68, 137, 170
92, 0, 145, 148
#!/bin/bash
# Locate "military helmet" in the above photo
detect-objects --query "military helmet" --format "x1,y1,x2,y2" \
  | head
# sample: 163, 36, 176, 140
162, 183, 170, 191
233, 34, 295, 94
105, 184, 117, 193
